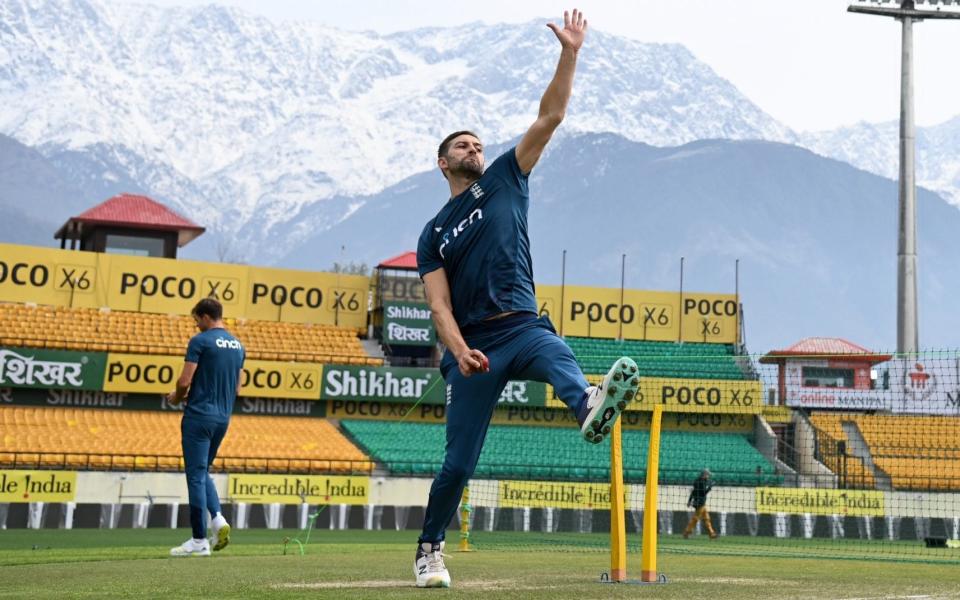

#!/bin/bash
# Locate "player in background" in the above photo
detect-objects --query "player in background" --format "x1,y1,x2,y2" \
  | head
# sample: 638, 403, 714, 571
683, 468, 718, 540
167, 297, 245, 557
413, 9, 639, 587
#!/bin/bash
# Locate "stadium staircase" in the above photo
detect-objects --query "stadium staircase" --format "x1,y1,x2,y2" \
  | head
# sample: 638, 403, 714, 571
810, 412, 960, 492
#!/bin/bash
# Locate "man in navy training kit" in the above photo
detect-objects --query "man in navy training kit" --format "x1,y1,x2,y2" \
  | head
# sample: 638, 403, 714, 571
167, 297, 245, 557
413, 9, 639, 588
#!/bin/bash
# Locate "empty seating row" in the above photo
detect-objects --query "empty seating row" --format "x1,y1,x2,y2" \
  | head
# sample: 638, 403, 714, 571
810, 412, 960, 491
0, 405, 373, 474
341, 420, 780, 485
0, 302, 380, 365
564, 337, 749, 379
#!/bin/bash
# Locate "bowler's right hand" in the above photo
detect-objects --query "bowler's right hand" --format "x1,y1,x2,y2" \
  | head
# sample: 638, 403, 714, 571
457, 348, 490, 377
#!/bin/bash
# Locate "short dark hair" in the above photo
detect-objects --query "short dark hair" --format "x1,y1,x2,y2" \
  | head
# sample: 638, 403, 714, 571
438, 130, 480, 158
192, 297, 223, 321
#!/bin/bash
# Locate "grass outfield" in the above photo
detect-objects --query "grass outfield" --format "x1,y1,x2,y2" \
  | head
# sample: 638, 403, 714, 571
1, 529, 960, 599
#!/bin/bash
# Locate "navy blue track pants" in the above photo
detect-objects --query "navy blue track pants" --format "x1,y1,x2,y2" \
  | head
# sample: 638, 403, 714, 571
419, 313, 588, 543
181, 417, 228, 539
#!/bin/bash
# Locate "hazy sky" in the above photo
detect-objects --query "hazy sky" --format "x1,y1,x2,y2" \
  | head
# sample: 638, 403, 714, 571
131, 0, 960, 132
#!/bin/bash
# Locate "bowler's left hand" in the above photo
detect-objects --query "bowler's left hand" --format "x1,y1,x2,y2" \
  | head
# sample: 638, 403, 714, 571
547, 8, 587, 52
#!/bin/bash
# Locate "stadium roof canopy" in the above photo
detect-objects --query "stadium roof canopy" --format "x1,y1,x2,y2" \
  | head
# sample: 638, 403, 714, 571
760, 337, 892, 364
378, 251, 418, 270
54, 193, 205, 247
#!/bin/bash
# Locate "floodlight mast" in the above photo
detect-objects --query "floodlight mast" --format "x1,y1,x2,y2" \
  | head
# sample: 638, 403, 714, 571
847, 1, 960, 355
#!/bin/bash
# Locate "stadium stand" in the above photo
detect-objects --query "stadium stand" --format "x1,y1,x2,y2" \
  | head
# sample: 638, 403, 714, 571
807, 413, 876, 489
0, 405, 374, 474
565, 337, 749, 380
340, 420, 780, 485
0, 303, 380, 365
809, 412, 960, 491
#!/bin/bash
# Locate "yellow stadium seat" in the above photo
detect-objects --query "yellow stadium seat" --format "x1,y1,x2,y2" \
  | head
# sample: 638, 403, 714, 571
289, 459, 311, 473
16, 453, 41, 466
223, 458, 247, 472
267, 459, 290, 472
309, 460, 332, 471
0, 404, 374, 475
812, 412, 960, 491
39, 454, 66, 468
134, 456, 159, 471
66, 454, 89, 468
110, 456, 134, 470
157, 457, 182, 471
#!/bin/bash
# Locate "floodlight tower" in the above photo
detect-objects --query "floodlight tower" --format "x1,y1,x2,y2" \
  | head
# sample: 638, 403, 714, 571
848, 0, 960, 354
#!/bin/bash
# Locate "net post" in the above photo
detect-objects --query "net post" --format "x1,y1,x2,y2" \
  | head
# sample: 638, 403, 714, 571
610, 418, 627, 582
457, 485, 473, 552
641, 405, 663, 582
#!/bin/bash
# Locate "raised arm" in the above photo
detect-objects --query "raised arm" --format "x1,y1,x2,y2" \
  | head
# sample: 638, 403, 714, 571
515, 8, 587, 174
422, 269, 489, 378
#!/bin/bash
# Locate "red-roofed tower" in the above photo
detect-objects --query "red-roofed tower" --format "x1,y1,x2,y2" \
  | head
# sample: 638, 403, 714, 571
54, 193, 204, 258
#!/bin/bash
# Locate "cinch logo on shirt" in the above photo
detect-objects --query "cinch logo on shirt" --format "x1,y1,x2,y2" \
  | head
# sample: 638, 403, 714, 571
216, 338, 243, 350
439, 208, 483, 259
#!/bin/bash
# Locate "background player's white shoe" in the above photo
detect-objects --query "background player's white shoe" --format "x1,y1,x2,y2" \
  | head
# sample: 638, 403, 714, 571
414, 541, 451, 588
578, 357, 639, 444
169, 538, 210, 557
210, 515, 231, 551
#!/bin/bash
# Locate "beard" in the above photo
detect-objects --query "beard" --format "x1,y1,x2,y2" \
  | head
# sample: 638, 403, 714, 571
448, 155, 484, 179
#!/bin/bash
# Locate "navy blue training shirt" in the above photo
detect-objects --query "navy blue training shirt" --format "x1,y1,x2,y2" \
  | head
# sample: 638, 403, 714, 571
184, 328, 245, 422
417, 147, 537, 328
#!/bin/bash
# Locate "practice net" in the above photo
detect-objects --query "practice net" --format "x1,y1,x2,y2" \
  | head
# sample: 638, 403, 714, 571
342, 343, 960, 565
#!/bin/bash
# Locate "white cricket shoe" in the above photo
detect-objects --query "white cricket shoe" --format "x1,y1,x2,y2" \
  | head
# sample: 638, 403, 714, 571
577, 357, 640, 444
170, 538, 211, 557
414, 541, 451, 588
211, 515, 231, 551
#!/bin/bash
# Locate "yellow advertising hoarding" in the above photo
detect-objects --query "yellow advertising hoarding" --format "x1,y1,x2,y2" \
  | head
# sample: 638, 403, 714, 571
0, 244, 111, 308
0, 470, 77, 502
0, 243, 368, 327
635, 378, 763, 414
102, 354, 324, 399
2, 242, 742, 338
239, 359, 323, 400
104, 253, 249, 315
499, 480, 613, 509
756, 487, 885, 517
102, 353, 185, 394
245, 266, 368, 325
324, 400, 753, 432
535, 284, 738, 343
548, 376, 762, 415
227, 474, 369, 504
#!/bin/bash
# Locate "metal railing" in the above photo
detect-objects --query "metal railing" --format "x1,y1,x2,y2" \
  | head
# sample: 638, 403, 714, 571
0, 451, 375, 475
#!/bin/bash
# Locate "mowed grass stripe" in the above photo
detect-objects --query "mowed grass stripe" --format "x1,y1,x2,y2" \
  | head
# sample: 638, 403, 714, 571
0, 530, 959, 599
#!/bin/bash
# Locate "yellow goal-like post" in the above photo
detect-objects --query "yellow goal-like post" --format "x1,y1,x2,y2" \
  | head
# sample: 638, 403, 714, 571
609, 404, 664, 583
610, 418, 627, 581
641, 405, 663, 582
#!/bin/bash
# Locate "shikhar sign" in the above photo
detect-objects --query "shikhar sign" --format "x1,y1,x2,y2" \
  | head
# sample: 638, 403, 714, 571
383, 302, 435, 346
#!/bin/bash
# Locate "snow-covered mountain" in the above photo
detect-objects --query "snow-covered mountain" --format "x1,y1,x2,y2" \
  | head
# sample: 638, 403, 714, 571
0, 0, 793, 261
800, 116, 960, 206
1, 0, 957, 264
279, 134, 960, 353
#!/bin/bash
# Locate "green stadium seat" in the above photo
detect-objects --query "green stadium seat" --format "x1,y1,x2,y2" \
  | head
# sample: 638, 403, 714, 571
341, 420, 776, 485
